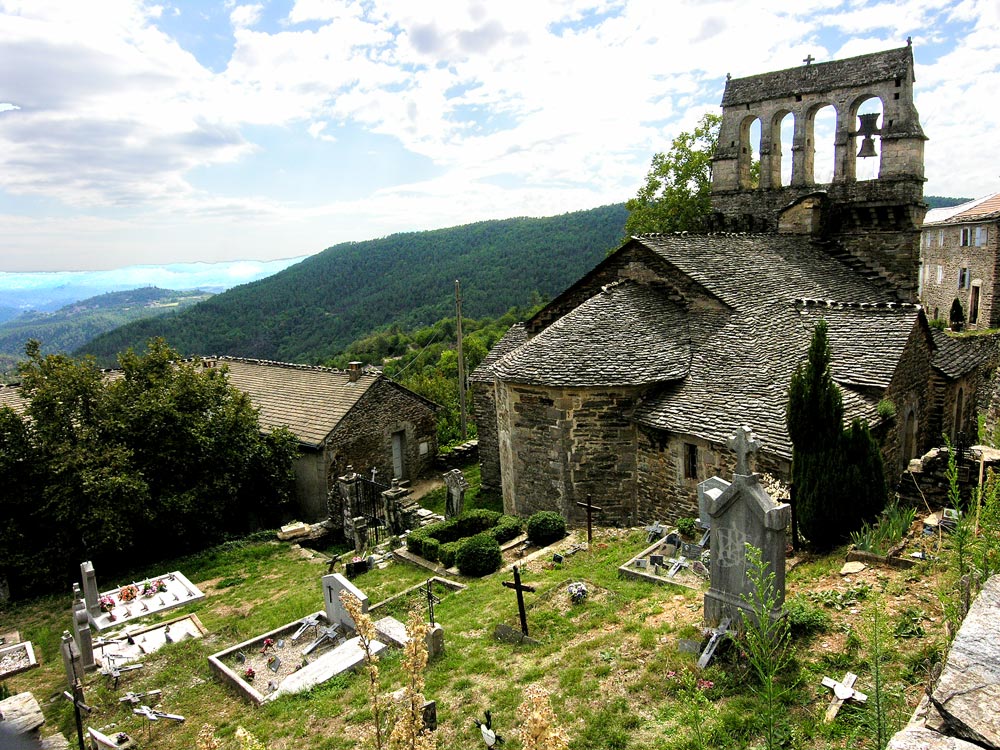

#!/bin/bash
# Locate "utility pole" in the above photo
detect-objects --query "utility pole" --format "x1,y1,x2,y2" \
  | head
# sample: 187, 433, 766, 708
455, 279, 468, 440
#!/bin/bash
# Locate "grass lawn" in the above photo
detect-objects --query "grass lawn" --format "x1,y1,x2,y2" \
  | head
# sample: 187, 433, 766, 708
0, 519, 956, 750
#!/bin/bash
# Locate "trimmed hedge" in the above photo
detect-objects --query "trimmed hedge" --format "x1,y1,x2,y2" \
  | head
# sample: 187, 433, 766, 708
456, 532, 502, 577
406, 509, 522, 563
527, 511, 566, 545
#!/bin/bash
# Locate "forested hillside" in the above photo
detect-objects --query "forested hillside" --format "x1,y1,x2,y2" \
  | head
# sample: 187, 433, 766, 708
0, 287, 211, 379
79, 204, 628, 364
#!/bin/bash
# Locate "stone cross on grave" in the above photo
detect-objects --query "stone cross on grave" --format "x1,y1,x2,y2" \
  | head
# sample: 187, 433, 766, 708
575, 494, 603, 545
727, 425, 760, 475
803, 53, 815, 65
502, 566, 536, 636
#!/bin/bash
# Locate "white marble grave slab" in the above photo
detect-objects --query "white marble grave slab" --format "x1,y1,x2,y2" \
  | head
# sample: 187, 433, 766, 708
90, 572, 204, 631
95, 614, 206, 666
266, 636, 386, 701
0, 641, 38, 680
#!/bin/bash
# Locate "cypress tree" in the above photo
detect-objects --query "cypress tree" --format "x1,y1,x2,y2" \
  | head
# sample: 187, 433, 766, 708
787, 321, 886, 548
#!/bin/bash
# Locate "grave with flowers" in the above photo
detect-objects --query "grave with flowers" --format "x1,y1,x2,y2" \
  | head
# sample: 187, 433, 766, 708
80, 561, 205, 632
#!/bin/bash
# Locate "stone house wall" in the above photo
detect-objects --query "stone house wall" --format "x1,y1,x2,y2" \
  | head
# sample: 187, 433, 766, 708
326, 377, 438, 494
496, 382, 641, 523
920, 220, 1000, 328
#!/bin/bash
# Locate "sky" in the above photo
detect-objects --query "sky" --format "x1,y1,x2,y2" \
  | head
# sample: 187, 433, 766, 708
1, 1, 999, 272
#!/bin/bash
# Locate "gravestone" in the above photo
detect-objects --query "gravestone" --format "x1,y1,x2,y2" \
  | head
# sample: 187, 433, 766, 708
703, 426, 791, 628
443, 469, 469, 519
351, 517, 368, 556
72, 592, 95, 672
426, 623, 444, 660
697, 477, 727, 533
322, 573, 368, 631
80, 561, 99, 620
60, 631, 82, 691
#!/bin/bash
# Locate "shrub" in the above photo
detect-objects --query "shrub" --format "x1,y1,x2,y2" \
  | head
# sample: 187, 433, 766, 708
490, 514, 523, 544
438, 540, 462, 568
929, 317, 947, 331
421, 537, 440, 563
527, 511, 567, 545
784, 594, 831, 636
676, 517, 698, 538
950, 298, 965, 331
455, 532, 502, 577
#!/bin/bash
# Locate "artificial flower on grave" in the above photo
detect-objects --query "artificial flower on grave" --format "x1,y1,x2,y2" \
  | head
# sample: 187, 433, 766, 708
260, 638, 275, 654
118, 584, 139, 603
567, 581, 588, 604
244, 666, 255, 681
115, 732, 130, 745
99, 596, 116, 613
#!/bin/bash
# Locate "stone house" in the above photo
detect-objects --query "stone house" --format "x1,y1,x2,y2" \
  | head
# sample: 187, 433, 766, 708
0, 358, 439, 523
919, 193, 1000, 328
473, 45, 982, 528
217, 358, 439, 521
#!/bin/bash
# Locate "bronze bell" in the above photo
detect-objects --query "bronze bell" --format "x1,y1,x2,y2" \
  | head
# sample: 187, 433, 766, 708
856, 112, 880, 158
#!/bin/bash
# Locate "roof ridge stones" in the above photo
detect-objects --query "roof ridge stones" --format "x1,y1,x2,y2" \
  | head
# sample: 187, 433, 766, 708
793, 298, 921, 310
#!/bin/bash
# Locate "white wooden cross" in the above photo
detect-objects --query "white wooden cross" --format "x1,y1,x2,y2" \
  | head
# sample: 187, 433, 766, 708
821, 672, 867, 722
728, 425, 761, 475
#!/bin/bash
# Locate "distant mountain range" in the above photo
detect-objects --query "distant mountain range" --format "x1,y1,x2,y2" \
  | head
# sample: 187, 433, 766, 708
0, 287, 212, 377
79, 204, 630, 365
0, 257, 307, 319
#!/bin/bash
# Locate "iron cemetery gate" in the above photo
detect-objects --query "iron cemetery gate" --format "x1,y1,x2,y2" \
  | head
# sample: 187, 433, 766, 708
357, 476, 389, 543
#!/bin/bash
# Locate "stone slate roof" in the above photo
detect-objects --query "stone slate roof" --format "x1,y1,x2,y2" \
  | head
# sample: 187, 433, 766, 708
795, 301, 921, 389
0, 383, 26, 416
483, 231, 917, 462
492, 281, 690, 387
469, 323, 528, 383
930, 329, 987, 379
722, 46, 912, 107
629, 234, 912, 459
924, 193, 1000, 225
217, 358, 428, 448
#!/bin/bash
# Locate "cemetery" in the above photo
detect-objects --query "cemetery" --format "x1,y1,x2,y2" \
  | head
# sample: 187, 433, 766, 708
0, 441, 998, 750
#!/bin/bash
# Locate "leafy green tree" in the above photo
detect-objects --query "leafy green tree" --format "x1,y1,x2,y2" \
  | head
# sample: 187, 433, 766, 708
625, 113, 721, 235
787, 322, 886, 548
0, 339, 297, 598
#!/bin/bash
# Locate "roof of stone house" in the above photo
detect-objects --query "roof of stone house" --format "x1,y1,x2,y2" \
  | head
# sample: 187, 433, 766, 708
216, 358, 438, 448
722, 46, 912, 107
929, 329, 988, 379
488, 232, 920, 462
0, 383, 26, 416
924, 193, 1000, 225
469, 323, 528, 383
0, 358, 436, 449
491, 281, 690, 387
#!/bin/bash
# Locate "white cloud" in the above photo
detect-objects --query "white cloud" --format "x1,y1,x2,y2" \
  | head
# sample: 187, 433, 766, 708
1, 0, 999, 269
230, 3, 264, 29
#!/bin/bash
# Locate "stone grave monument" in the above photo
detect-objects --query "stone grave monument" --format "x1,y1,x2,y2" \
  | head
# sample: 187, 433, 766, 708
71, 585, 96, 672
443, 469, 469, 519
703, 425, 791, 628
323, 573, 368, 631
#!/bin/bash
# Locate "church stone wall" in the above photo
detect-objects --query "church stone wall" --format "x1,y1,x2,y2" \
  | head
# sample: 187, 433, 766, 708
471, 381, 501, 493
496, 382, 640, 524
635, 429, 790, 525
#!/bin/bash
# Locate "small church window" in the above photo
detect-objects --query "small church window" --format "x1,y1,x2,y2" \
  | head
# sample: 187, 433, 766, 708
961, 227, 973, 246
959, 268, 970, 289
684, 443, 698, 480
937, 265, 943, 284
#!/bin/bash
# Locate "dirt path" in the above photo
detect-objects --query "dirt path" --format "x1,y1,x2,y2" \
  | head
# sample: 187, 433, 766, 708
406, 476, 445, 503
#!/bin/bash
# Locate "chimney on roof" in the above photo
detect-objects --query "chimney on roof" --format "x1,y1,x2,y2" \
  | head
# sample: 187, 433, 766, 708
202, 359, 215, 368
348, 361, 362, 383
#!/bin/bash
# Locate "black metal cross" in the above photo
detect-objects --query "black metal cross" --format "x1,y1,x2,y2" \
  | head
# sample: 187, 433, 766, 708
62, 680, 92, 750
803, 54, 815, 65
575, 494, 604, 545
501, 565, 536, 636
424, 578, 441, 626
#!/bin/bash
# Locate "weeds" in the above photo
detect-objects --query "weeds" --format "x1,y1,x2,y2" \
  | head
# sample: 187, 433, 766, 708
848, 501, 916, 556
739, 544, 793, 750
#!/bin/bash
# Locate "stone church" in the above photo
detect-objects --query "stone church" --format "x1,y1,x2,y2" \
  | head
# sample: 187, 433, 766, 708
472, 45, 983, 528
